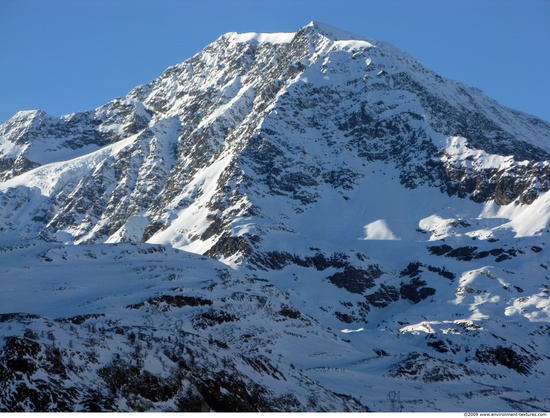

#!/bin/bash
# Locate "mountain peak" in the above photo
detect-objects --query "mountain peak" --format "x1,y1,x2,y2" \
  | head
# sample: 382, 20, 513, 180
303, 21, 367, 42
221, 22, 369, 46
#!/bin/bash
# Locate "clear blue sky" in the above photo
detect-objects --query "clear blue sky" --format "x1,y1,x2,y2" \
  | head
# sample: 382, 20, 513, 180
1, 0, 549, 124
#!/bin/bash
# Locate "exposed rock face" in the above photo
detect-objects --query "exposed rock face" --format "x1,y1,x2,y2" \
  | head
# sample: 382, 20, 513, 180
1, 22, 550, 412
1, 21, 549, 262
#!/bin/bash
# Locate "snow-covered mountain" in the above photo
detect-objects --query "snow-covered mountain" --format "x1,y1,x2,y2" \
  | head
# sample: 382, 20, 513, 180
1, 21, 550, 412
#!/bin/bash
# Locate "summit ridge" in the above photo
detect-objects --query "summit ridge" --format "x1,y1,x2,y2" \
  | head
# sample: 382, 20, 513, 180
304, 20, 369, 41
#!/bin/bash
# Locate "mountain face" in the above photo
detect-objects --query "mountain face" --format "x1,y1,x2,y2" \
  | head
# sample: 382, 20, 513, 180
1, 21, 550, 412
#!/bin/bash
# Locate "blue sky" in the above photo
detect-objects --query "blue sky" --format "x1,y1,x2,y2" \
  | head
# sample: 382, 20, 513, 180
1, 0, 549, 124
